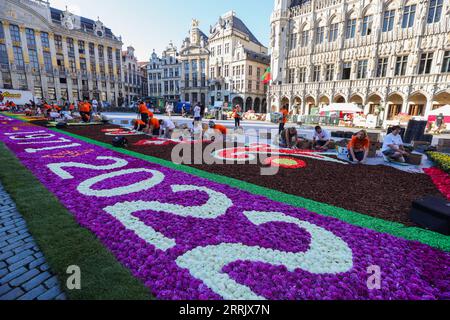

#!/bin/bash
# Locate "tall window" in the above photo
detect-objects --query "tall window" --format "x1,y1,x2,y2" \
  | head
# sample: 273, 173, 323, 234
299, 67, 306, 83
442, 51, 450, 73
25, 28, 36, 48
290, 33, 297, 50
41, 32, 50, 48
395, 56, 408, 76
28, 49, 39, 70
428, 0, 443, 24
300, 30, 309, 47
78, 40, 85, 54
315, 26, 324, 44
325, 64, 334, 81
346, 19, 356, 39
10, 24, 21, 43
377, 58, 388, 77
43, 51, 53, 73
383, 10, 395, 32
357, 60, 368, 79
342, 62, 352, 80
313, 65, 320, 82
13, 46, 25, 69
224, 43, 230, 54
361, 16, 373, 36
67, 38, 75, 56
329, 23, 338, 42
402, 5, 416, 28
89, 43, 95, 56
0, 22, 4, 39
54, 35, 63, 51
98, 45, 104, 58
0, 44, 9, 67
418, 52, 434, 74
288, 68, 295, 84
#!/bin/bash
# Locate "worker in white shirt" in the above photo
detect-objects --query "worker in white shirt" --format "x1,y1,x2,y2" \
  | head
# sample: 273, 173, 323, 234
382, 126, 409, 163
159, 119, 176, 139
313, 126, 332, 150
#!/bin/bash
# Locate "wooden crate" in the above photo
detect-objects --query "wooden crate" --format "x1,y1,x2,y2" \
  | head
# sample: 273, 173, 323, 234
406, 153, 423, 165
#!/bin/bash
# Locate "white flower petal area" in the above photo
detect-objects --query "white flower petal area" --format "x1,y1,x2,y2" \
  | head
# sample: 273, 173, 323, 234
10, 133, 56, 140
77, 168, 165, 197
47, 156, 129, 179
104, 201, 176, 251
103, 185, 233, 250
176, 211, 353, 300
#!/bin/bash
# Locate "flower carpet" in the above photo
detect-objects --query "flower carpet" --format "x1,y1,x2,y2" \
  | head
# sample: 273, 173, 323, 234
56, 124, 442, 226
0, 115, 449, 300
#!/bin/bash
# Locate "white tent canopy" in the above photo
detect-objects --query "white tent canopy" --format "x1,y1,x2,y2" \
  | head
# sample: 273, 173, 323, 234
429, 105, 450, 116
320, 103, 363, 114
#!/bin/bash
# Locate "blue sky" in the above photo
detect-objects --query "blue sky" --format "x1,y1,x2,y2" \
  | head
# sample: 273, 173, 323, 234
51, 0, 274, 61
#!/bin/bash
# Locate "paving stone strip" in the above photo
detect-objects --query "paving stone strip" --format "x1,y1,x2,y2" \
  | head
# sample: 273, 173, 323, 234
0, 183, 66, 300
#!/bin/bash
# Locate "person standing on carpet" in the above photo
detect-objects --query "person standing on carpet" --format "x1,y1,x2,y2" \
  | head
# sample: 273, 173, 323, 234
92, 98, 98, 114
233, 105, 242, 129
138, 100, 152, 125
348, 130, 370, 164
193, 103, 202, 124
279, 105, 289, 134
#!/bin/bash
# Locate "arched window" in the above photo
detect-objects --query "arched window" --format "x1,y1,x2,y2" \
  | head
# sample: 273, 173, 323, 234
328, 17, 339, 42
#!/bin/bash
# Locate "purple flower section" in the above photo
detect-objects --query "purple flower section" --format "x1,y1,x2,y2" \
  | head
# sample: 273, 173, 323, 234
0, 116, 449, 300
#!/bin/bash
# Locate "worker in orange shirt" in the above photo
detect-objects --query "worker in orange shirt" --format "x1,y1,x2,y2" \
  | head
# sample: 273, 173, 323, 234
79, 101, 91, 123
209, 121, 228, 136
133, 119, 148, 132
69, 102, 75, 113
233, 105, 242, 128
53, 104, 62, 112
148, 116, 160, 136
138, 100, 152, 124
279, 105, 289, 134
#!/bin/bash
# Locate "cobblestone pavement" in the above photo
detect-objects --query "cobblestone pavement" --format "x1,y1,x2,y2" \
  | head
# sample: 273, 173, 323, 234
0, 183, 66, 300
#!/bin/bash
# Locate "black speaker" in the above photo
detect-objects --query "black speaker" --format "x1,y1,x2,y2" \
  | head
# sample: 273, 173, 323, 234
404, 120, 428, 144
112, 136, 128, 148
55, 122, 68, 129
410, 196, 450, 235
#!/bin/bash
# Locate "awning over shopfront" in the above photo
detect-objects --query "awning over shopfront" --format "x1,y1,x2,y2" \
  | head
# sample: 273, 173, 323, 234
429, 105, 450, 116
319, 103, 363, 114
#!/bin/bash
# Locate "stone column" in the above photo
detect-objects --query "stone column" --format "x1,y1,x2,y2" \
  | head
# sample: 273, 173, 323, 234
19, 26, 34, 92
48, 33, 60, 102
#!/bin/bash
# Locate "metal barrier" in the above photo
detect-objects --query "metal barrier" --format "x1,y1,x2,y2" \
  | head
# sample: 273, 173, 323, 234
298, 115, 340, 126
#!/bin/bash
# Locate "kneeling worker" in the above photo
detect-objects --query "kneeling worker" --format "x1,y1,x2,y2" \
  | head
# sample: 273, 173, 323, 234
159, 119, 176, 139
313, 126, 332, 150
149, 116, 161, 136
279, 127, 301, 149
209, 121, 228, 136
79, 101, 91, 123
133, 119, 147, 132
382, 126, 408, 163
348, 130, 370, 164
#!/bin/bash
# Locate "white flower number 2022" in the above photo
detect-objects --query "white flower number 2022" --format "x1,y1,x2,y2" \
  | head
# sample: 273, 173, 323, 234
176, 211, 353, 300
46, 156, 353, 300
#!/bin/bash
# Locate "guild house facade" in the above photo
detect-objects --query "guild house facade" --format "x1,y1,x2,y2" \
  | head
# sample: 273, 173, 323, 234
269, 0, 450, 126
0, 0, 124, 106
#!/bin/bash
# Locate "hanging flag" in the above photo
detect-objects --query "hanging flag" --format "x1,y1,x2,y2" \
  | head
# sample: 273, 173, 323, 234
261, 67, 271, 84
